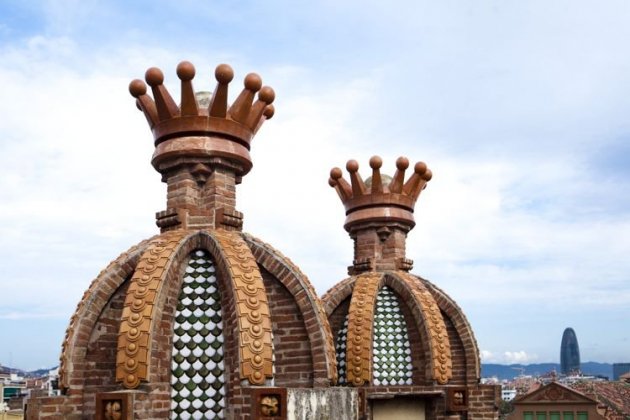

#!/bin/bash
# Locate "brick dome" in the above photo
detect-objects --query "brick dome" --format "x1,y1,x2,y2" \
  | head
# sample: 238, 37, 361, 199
57, 229, 336, 418
323, 156, 497, 419
38, 62, 337, 419
325, 156, 481, 387
322, 271, 480, 387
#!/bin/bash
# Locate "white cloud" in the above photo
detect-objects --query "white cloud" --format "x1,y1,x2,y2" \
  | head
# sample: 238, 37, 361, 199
503, 351, 538, 365
481, 350, 539, 365
480, 350, 495, 362
1, 1, 630, 367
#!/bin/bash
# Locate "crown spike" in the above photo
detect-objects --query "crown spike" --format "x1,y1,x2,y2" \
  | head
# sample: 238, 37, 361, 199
176, 61, 199, 116
329, 167, 352, 201
229, 73, 262, 124
369, 156, 384, 194
129, 79, 158, 128
388, 156, 409, 193
246, 86, 275, 130
346, 160, 367, 197
402, 161, 432, 200
208, 64, 234, 118
145, 67, 179, 121
254, 105, 275, 135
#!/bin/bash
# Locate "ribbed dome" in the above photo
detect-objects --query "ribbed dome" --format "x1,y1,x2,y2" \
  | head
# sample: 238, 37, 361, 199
322, 271, 480, 387
324, 156, 481, 388
58, 229, 337, 417
52, 62, 336, 419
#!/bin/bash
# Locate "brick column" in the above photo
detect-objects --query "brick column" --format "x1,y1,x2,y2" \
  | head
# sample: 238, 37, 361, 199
155, 156, 244, 232
349, 222, 412, 274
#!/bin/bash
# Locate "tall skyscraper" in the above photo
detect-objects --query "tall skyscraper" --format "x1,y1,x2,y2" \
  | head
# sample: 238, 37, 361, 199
560, 327, 581, 374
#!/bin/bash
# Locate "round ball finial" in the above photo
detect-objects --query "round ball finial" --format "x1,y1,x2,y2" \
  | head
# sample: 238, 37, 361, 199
396, 156, 410, 170
129, 79, 147, 98
263, 104, 275, 119
328, 178, 336, 187
258, 86, 275, 104
369, 155, 383, 169
422, 169, 433, 181
215, 63, 234, 84
346, 159, 359, 173
414, 161, 427, 175
244, 73, 263, 91
330, 167, 343, 180
176, 61, 196, 81
145, 67, 164, 87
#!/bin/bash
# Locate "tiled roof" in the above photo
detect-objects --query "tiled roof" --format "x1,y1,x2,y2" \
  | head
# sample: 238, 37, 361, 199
570, 381, 630, 419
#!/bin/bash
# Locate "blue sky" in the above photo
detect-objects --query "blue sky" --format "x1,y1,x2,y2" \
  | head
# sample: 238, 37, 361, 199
0, 1, 629, 370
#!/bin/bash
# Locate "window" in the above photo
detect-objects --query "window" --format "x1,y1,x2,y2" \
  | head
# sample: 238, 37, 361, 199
335, 314, 349, 385
372, 287, 413, 386
170, 250, 226, 419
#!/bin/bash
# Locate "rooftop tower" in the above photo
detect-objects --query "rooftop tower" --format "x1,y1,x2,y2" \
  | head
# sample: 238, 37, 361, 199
323, 156, 500, 419
27, 61, 340, 419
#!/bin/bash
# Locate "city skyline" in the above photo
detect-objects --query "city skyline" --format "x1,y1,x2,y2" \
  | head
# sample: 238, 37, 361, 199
1, 1, 629, 370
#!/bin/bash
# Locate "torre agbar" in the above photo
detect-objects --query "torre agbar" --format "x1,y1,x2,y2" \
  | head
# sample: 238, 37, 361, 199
25, 61, 500, 419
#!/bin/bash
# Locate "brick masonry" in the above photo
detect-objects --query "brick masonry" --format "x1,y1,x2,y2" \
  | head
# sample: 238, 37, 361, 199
27, 230, 337, 419
322, 271, 499, 420
261, 268, 314, 387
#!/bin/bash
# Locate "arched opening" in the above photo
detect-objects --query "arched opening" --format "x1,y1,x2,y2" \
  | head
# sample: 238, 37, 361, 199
372, 286, 413, 386
335, 312, 350, 385
170, 249, 227, 419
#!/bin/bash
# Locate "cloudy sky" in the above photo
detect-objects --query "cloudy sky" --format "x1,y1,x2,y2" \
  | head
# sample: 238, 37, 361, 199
1, 0, 629, 371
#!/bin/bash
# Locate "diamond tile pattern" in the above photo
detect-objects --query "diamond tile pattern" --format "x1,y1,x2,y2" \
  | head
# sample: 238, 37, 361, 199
372, 286, 413, 386
170, 250, 226, 419
335, 314, 350, 385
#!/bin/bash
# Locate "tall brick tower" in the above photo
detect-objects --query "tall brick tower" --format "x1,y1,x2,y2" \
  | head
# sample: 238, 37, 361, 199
323, 157, 500, 420
26, 61, 345, 419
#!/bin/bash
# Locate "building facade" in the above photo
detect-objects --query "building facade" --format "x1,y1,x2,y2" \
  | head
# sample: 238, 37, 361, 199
509, 382, 604, 420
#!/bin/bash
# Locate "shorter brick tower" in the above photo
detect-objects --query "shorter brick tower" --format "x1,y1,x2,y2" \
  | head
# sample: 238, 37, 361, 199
323, 156, 500, 420
26, 61, 346, 420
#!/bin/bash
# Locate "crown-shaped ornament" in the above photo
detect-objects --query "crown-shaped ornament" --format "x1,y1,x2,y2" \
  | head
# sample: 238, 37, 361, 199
129, 61, 275, 176
329, 156, 432, 233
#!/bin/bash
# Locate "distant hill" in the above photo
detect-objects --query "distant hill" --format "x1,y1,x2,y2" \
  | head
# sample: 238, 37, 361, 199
3, 363, 614, 380
482, 362, 613, 380
0, 365, 58, 378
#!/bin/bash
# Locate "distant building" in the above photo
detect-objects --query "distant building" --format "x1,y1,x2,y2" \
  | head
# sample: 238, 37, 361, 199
509, 381, 604, 420
1, 373, 26, 403
561, 328, 581, 374
612, 363, 630, 381
502, 387, 517, 401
